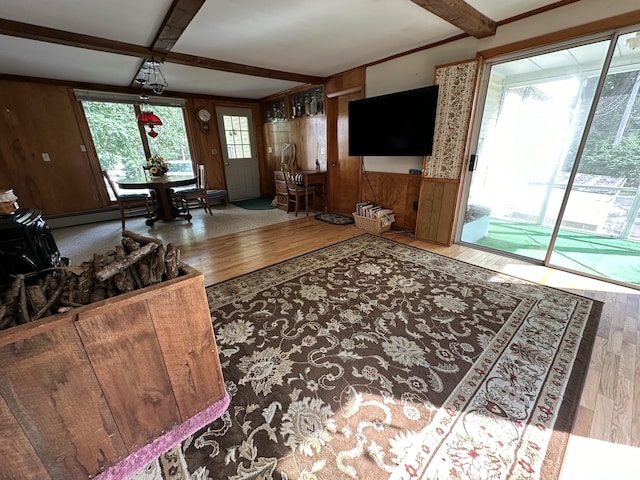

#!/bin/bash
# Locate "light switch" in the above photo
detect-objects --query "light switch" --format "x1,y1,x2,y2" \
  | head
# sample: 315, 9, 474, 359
320, 147, 326, 155
80, 145, 87, 152
268, 146, 273, 153
42, 153, 51, 162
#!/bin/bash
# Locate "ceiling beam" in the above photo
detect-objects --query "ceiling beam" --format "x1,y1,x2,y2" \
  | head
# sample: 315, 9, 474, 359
152, 0, 206, 54
411, 0, 497, 38
0, 18, 150, 57
164, 51, 324, 84
0, 18, 323, 85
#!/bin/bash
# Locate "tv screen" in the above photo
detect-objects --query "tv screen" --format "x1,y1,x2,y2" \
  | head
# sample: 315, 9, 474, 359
348, 85, 439, 156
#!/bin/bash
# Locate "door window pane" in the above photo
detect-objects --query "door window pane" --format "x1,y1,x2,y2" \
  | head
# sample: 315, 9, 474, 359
222, 114, 252, 160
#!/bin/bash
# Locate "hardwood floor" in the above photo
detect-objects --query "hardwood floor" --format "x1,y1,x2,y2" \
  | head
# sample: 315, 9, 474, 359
175, 216, 640, 478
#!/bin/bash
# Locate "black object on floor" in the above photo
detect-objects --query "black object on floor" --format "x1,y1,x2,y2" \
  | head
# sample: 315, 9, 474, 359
314, 213, 355, 225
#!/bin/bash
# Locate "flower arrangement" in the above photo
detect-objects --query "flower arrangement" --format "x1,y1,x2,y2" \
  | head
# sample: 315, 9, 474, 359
144, 154, 169, 177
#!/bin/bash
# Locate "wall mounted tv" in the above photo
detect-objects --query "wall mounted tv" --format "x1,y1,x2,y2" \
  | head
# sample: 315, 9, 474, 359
348, 85, 439, 156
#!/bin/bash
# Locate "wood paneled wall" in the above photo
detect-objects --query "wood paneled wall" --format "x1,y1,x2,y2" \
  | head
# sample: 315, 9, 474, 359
415, 178, 461, 244
0, 78, 262, 217
0, 80, 106, 215
359, 172, 421, 231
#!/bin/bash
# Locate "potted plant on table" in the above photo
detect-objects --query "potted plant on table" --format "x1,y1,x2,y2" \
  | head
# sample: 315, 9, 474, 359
144, 154, 169, 178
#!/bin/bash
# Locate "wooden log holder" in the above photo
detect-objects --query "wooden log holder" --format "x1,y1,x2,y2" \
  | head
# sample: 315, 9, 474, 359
0, 233, 226, 479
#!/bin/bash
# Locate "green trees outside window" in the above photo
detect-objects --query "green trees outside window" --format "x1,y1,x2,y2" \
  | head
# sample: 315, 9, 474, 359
82, 102, 193, 180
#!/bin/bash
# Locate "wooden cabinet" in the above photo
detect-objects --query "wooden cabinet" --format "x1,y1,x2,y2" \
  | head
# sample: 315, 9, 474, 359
263, 85, 327, 208
274, 171, 288, 211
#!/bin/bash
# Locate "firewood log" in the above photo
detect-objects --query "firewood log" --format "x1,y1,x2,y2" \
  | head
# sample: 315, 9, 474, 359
123, 230, 163, 247
76, 261, 94, 304
2, 275, 23, 327
95, 242, 158, 282
122, 236, 140, 254
165, 243, 179, 279
18, 275, 29, 324
149, 243, 166, 284
26, 285, 47, 316
112, 245, 135, 293
89, 287, 107, 303
0, 232, 183, 330
33, 270, 68, 321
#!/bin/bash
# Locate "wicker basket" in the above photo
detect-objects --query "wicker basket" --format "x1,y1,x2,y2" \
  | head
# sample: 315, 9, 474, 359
352, 213, 391, 234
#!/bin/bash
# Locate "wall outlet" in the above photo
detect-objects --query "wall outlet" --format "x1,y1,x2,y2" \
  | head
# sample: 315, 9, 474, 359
42, 153, 51, 162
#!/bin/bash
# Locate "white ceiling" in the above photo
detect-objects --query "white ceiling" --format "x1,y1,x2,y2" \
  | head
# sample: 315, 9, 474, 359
0, 0, 563, 99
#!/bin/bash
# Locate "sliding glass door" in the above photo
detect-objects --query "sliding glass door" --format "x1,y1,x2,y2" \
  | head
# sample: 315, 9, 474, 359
550, 31, 640, 283
461, 29, 640, 287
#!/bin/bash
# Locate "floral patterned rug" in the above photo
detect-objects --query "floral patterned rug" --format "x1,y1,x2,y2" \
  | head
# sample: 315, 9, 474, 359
135, 234, 601, 480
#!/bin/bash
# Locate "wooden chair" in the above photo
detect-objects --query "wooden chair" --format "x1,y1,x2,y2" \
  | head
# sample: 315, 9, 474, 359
173, 165, 228, 216
102, 170, 153, 230
281, 163, 316, 216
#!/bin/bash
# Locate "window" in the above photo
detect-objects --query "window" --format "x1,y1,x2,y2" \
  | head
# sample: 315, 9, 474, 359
222, 115, 252, 159
78, 91, 193, 198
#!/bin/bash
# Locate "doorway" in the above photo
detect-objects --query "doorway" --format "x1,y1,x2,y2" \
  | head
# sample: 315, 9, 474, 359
461, 30, 640, 287
215, 106, 260, 201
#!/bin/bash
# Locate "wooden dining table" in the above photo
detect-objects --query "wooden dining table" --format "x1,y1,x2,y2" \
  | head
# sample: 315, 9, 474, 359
117, 174, 197, 226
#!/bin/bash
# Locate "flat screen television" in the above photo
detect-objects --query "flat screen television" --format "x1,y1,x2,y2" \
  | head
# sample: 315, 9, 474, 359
348, 85, 439, 156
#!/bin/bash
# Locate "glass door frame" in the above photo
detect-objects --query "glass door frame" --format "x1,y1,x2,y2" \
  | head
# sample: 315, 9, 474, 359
457, 27, 640, 289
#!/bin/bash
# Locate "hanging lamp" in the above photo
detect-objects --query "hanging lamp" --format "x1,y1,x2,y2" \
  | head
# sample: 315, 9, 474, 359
137, 111, 163, 138
134, 60, 168, 94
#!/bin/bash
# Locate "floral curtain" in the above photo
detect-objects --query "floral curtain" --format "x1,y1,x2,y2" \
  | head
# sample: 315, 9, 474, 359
423, 58, 481, 179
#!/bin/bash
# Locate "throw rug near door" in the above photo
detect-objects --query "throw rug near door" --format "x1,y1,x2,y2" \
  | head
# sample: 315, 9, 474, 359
231, 197, 276, 210
135, 234, 601, 480
314, 212, 356, 225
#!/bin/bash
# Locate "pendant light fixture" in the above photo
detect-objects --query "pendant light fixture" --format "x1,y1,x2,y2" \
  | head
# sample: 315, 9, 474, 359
134, 59, 168, 95
137, 111, 163, 138
134, 59, 167, 137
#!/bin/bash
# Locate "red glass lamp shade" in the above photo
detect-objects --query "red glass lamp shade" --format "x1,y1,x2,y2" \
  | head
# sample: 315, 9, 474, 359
137, 111, 163, 127
137, 111, 163, 138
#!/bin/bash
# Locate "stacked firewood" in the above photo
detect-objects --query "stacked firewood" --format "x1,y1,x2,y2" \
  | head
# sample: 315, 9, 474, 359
0, 231, 181, 331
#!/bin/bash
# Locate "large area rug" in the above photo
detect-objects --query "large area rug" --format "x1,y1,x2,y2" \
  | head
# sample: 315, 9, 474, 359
137, 234, 601, 480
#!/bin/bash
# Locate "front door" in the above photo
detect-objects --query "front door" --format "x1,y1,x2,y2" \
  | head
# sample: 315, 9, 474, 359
216, 106, 260, 201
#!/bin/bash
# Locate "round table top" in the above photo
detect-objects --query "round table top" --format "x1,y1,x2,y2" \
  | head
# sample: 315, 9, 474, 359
117, 175, 196, 189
